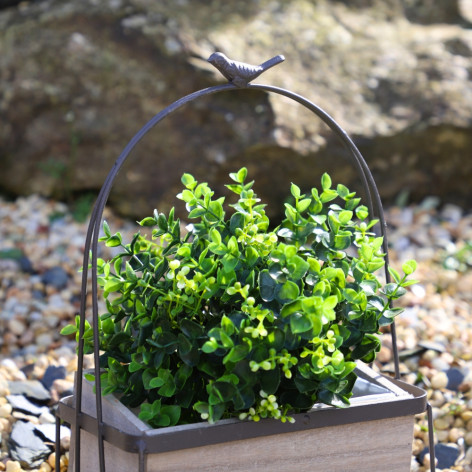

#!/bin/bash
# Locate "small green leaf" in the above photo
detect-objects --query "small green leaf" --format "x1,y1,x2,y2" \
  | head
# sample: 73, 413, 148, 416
334, 233, 351, 250
321, 173, 332, 190
323, 295, 338, 310
296, 198, 312, 213
223, 343, 250, 364
105, 234, 122, 247
345, 197, 361, 210
219, 331, 234, 349
138, 217, 157, 227
276, 280, 300, 302
320, 189, 338, 203
290, 183, 301, 199
207, 200, 224, 222
181, 173, 196, 189
125, 262, 137, 281
355, 205, 369, 220
382, 307, 405, 319
210, 228, 222, 245
103, 220, 111, 238
402, 260, 417, 275
388, 266, 401, 283
161, 405, 181, 426
287, 255, 310, 280
222, 254, 238, 273
202, 338, 218, 353
338, 210, 353, 225
226, 184, 242, 195
188, 208, 207, 218
402, 279, 419, 287
237, 167, 248, 183
178, 189, 195, 204
104, 279, 123, 293
60, 324, 77, 336
367, 260, 384, 273
129, 360, 143, 372
281, 299, 303, 317
336, 184, 350, 198
221, 315, 235, 335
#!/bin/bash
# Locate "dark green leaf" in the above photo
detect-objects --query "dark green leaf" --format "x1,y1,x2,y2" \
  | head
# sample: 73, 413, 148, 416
178, 333, 193, 356
260, 368, 280, 394
259, 270, 277, 302
161, 405, 181, 426
223, 343, 250, 364
290, 313, 313, 334
180, 319, 204, 339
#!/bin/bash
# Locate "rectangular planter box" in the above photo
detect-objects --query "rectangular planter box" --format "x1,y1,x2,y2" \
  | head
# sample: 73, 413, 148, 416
58, 362, 426, 472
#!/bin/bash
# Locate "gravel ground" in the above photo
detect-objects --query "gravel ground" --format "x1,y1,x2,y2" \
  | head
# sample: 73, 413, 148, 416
0, 194, 471, 471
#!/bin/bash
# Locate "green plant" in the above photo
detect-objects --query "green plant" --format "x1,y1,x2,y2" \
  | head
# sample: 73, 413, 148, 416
442, 241, 472, 272
62, 168, 417, 428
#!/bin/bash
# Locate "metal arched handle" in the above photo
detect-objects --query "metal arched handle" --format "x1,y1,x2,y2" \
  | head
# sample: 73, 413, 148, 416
74, 81, 406, 472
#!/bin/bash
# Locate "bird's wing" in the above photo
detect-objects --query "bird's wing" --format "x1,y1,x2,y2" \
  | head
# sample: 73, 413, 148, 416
233, 61, 262, 78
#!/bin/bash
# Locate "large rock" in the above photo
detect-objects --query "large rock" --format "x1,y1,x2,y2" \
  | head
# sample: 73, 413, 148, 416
0, 0, 471, 221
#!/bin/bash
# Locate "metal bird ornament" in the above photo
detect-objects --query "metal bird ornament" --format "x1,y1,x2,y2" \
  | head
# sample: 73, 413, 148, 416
207, 52, 285, 88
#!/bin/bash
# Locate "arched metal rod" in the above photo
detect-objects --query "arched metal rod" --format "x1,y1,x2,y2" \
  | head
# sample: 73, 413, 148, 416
75, 81, 401, 472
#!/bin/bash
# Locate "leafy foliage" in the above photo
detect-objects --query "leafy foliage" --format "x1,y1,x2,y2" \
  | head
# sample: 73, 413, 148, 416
62, 169, 416, 428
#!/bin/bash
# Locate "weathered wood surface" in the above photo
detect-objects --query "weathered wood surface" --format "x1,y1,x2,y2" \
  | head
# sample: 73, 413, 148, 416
70, 416, 413, 472
67, 366, 417, 471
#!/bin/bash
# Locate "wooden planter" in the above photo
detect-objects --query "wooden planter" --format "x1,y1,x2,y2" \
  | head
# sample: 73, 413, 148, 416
58, 362, 426, 472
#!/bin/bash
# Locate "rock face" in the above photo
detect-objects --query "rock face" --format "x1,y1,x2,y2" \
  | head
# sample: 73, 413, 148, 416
1, 0, 471, 220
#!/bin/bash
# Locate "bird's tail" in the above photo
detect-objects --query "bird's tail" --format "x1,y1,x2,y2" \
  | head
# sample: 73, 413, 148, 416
260, 55, 285, 71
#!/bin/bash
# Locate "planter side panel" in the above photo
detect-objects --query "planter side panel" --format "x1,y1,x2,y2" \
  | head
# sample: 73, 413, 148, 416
69, 429, 139, 472
146, 416, 414, 472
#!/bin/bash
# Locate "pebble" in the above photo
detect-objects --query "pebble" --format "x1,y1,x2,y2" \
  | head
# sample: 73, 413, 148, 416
466, 432, 472, 447
8, 381, 51, 402
41, 267, 69, 290
7, 395, 49, 417
0, 196, 471, 470
5, 462, 22, 472
431, 371, 449, 390
40, 365, 66, 391
10, 421, 51, 464
0, 403, 12, 418
38, 411, 56, 425
51, 379, 74, 397
446, 367, 467, 391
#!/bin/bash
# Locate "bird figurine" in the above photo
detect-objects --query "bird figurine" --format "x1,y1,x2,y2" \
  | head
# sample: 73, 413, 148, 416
207, 52, 285, 88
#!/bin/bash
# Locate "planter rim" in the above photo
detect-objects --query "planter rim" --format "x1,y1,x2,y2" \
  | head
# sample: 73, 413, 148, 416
58, 363, 426, 455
